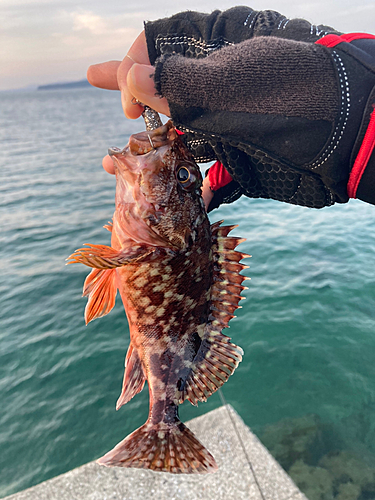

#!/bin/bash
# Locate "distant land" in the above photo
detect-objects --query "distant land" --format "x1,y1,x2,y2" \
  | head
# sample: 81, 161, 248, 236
37, 79, 91, 91
0, 79, 92, 93
0, 84, 38, 93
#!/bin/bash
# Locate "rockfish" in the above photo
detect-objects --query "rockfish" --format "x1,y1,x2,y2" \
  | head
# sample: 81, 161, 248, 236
68, 117, 249, 474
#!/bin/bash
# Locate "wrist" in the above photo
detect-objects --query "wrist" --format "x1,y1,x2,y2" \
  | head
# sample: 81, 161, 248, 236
201, 176, 214, 211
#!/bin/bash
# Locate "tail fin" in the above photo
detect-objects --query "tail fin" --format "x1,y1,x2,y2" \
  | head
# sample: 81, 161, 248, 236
97, 420, 217, 474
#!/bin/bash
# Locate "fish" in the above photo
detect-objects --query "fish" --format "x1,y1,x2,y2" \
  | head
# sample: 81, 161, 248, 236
67, 116, 249, 474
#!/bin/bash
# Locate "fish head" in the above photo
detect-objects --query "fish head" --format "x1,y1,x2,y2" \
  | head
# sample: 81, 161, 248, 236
109, 121, 205, 250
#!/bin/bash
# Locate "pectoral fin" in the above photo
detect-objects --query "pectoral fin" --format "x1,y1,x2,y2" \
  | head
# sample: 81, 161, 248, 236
67, 244, 153, 269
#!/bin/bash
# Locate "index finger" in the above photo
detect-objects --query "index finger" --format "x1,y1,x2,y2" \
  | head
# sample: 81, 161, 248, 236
87, 60, 121, 90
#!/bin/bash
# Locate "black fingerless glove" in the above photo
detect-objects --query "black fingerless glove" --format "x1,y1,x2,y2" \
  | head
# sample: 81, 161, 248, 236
145, 7, 375, 209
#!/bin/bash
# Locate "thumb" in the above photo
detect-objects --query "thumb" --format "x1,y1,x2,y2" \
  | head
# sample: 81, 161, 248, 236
127, 63, 170, 117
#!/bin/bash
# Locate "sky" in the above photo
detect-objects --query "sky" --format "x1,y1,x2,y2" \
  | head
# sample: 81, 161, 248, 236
0, 0, 374, 91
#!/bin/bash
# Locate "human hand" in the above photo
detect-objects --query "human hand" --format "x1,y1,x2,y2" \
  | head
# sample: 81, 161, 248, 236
87, 31, 170, 118
87, 31, 170, 175
87, 32, 213, 211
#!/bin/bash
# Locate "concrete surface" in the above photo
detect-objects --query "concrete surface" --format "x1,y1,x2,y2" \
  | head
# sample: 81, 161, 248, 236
4, 405, 308, 500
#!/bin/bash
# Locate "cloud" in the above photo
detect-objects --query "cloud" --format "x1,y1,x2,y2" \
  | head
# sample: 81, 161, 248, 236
0, 6, 147, 89
71, 11, 108, 35
52, 9, 144, 58
66, 9, 145, 39
1, 0, 374, 90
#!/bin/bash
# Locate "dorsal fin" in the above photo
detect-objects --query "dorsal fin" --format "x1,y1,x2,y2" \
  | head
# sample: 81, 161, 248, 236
179, 221, 249, 406
210, 221, 250, 330
179, 331, 243, 406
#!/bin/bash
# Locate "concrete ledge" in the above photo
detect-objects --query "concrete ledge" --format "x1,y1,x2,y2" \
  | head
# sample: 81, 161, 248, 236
4, 405, 307, 500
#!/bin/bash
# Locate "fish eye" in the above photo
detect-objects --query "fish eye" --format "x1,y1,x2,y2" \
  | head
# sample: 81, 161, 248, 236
175, 161, 200, 191
176, 166, 190, 183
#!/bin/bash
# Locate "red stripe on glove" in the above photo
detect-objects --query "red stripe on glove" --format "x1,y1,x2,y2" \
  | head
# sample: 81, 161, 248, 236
316, 33, 375, 48
208, 161, 233, 191
347, 107, 375, 198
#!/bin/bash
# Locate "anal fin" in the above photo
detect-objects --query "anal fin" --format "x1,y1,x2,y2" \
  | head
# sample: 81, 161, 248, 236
116, 344, 146, 410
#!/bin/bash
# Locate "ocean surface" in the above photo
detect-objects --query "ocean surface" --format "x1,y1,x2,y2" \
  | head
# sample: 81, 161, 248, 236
1, 88, 375, 499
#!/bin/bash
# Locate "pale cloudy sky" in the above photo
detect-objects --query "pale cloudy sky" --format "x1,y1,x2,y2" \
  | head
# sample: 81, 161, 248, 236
1, 0, 374, 91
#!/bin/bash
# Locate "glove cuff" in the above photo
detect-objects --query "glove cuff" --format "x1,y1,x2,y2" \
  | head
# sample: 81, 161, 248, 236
348, 86, 375, 204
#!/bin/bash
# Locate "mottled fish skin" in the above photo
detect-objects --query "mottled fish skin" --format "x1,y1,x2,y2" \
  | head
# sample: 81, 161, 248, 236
68, 120, 249, 474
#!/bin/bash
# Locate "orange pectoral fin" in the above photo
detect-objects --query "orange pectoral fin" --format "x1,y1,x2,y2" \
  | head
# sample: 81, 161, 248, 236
67, 244, 153, 269
116, 344, 146, 410
82, 268, 117, 324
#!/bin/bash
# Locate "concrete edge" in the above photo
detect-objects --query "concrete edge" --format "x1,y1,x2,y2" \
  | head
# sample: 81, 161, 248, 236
4, 405, 308, 500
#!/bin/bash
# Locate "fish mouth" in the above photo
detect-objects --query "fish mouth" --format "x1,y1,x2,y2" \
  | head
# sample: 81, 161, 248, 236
108, 145, 169, 212
108, 146, 177, 249
108, 147, 124, 156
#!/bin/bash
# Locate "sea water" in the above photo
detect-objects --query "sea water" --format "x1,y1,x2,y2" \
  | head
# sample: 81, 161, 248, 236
1, 88, 375, 499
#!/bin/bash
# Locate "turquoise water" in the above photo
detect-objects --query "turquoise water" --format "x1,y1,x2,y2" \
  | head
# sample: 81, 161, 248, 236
1, 88, 375, 499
